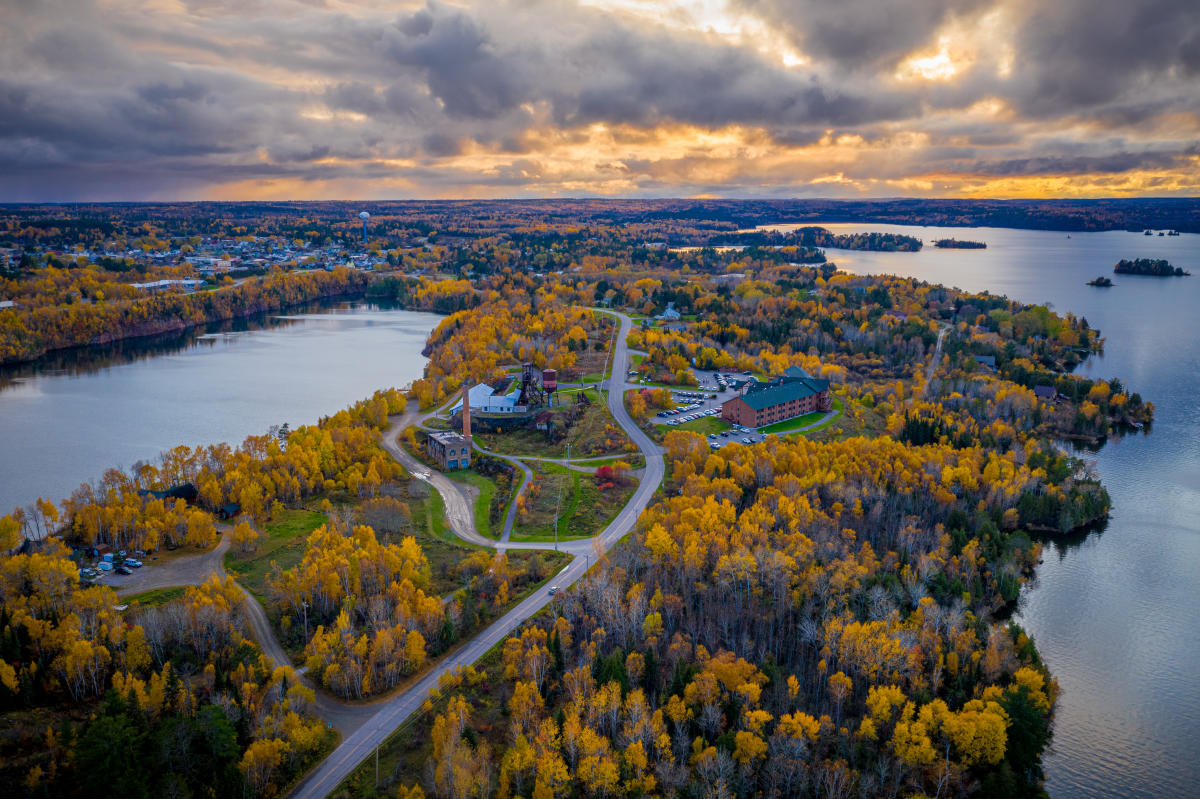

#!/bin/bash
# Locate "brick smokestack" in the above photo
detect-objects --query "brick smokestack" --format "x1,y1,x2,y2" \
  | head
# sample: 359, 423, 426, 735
462, 384, 471, 440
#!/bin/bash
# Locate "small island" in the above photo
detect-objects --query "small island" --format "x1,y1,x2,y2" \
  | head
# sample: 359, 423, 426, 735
1087, 276, 1113, 287
1114, 258, 1191, 277
934, 238, 987, 249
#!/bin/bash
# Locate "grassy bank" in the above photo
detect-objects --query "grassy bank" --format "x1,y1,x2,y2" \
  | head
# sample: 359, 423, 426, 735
223, 508, 327, 603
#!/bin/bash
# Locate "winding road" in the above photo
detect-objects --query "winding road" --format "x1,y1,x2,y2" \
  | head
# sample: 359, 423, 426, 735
288, 309, 664, 799
108, 310, 663, 794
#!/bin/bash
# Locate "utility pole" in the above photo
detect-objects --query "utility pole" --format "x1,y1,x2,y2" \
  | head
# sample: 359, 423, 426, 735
302, 598, 309, 641
557, 443, 570, 552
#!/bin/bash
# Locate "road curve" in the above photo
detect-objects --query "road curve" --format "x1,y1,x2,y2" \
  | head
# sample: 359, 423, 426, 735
288, 310, 663, 799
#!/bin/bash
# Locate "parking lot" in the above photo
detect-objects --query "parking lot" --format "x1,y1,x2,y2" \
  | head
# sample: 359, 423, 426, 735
650, 370, 770, 450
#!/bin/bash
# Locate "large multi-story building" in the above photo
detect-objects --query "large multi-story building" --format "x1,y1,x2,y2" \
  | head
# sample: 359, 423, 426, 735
721, 366, 832, 429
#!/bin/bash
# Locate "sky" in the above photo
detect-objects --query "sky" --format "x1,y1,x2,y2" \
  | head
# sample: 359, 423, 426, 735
1, 0, 1198, 201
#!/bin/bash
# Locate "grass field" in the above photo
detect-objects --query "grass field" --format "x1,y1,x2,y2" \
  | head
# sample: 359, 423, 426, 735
758, 410, 826, 434
673, 416, 731, 435
808, 396, 883, 441
122, 586, 186, 607
511, 462, 636, 543
761, 397, 845, 435
223, 508, 327, 603
410, 486, 450, 544
420, 535, 480, 596
448, 469, 498, 540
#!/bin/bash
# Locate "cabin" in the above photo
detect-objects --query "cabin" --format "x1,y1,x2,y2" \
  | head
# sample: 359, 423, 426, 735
138, 483, 198, 503
218, 502, 241, 520
721, 366, 831, 429
427, 431, 472, 470
1033, 385, 1058, 402
971, 354, 997, 370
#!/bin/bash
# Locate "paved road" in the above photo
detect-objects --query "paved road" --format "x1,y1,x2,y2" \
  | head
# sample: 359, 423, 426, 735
492, 454, 531, 544
289, 310, 663, 799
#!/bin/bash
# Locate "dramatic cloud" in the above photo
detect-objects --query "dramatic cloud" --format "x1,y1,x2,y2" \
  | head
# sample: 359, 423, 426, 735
0, 0, 1197, 199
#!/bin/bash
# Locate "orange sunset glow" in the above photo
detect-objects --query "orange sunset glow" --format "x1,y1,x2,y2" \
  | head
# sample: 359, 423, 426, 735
2, 0, 1198, 200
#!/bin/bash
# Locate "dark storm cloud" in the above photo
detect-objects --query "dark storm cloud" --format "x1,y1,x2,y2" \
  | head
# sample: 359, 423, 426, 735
1008, 0, 1200, 118
548, 24, 910, 129
958, 150, 1191, 176
734, 0, 991, 71
0, 0, 1197, 199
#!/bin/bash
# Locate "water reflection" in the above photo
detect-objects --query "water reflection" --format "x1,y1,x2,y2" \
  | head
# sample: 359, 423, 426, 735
0, 298, 400, 392
0, 301, 440, 513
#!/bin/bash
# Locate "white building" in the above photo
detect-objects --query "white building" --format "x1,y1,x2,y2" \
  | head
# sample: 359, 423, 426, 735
450, 382, 529, 414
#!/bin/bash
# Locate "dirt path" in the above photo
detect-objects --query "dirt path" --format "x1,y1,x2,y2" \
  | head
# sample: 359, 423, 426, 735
925, 323, 949, 388
112, 535, 231, 597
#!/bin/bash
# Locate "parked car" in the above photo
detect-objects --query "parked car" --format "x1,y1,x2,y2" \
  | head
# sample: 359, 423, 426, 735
115, 566, 133, 576
125, 559, 143, 568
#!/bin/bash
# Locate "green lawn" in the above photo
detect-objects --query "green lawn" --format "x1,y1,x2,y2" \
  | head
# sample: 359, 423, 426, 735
411, 487, 450, 544
122, 586, 185, 607
224, 508, 327, 603
674, 416, 731, 435
448, 469, 498, 540
758, 410, 826, 434
759, 397, 844, 435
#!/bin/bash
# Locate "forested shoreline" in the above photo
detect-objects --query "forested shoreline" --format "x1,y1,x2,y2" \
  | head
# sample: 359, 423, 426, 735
0, 205, 1162, 799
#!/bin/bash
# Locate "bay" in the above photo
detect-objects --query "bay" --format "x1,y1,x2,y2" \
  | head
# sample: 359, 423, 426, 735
0, 302, 441, 514
769, 222, 1200, 799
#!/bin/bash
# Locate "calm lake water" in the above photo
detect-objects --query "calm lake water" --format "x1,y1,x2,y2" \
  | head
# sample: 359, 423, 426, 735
0, 302, 441, 514
792, 223, 1200, 799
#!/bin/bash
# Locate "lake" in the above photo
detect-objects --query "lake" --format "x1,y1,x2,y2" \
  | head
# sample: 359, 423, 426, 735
784, 223, 1200, 799
0, 302, 441, 514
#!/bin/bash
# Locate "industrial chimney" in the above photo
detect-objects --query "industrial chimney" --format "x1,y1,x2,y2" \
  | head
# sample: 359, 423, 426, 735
462, 384, 472, 441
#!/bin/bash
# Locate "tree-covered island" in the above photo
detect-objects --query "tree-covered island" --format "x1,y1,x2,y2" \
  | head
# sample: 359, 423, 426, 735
1113, 258, 1190, 277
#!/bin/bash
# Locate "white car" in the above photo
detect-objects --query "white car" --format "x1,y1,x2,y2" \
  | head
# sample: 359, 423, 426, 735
548, 585, 558, 596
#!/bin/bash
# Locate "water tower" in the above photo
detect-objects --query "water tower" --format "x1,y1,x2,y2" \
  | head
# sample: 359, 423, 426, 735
359, 211, 370, 245
542, 368, 558, 406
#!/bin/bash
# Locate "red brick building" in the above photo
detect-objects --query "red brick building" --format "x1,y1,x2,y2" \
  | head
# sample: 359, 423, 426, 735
721, 367, 832, 428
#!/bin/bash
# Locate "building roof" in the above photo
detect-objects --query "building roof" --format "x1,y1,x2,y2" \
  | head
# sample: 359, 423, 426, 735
783, 365, 813, 379
972, 354, 997, 368
737, 373, 830, 410
451, 382, 521, 413
429, 431, 468, 446
1033, 385, 1057, 399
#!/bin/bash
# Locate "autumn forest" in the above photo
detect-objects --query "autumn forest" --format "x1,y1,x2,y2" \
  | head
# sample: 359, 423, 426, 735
0, 204, 1157, 799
